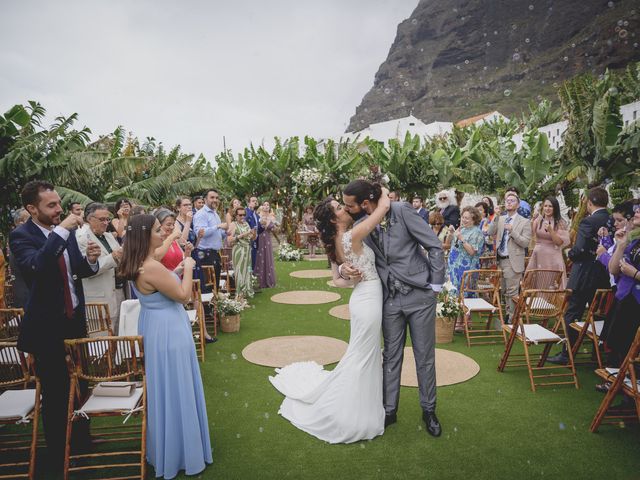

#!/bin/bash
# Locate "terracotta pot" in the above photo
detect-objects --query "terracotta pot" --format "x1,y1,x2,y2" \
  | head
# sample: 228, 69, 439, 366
221, 314, 240, 333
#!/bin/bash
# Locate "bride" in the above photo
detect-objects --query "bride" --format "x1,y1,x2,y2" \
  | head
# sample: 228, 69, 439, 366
269, 185, 390, 443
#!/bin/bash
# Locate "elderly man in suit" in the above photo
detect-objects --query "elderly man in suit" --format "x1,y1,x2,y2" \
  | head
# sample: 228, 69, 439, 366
342, 180, 446, 438
435, 190, 460, 228
487, 191, 531, 322
10, 181, 101, 473
549, 187, 611, 364
76, 203, 124, 334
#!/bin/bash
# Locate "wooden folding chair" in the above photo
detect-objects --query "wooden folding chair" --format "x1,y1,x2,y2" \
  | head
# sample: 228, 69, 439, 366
84, 303, 114, 337
3, 282, 14, 309
459, 269, 505, 347
0, 308, 24, 341
219, 253, 235, 294
520, 269, 564, 291
570, 289, 614, 369
590, 327, 640, 432
63, 336, 146, 480
186, 280, 207, 362
200, 266, 219, 336
479, 255, 497, 270
524, 255, 531, 270
0, 342, 41, 480
498, 289, 579, 392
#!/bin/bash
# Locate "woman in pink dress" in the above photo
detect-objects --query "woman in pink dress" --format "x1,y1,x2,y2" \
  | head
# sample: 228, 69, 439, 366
254, 201, 277, 288
526, 196, 570, 287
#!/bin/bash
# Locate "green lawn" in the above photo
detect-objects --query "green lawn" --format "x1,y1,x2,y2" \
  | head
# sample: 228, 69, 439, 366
196, 260, 639, 480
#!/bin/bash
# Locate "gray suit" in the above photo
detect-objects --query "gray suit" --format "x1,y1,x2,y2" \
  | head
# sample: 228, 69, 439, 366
358, 202, 445, 414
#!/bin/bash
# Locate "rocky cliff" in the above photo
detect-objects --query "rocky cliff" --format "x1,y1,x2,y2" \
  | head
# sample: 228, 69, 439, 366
347, 0, 640, 131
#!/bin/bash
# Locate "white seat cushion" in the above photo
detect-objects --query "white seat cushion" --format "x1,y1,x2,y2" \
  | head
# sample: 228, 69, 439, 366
573, 320, 604, 337
79, 387, 143, 414
463, 298, 496, 312
505, 324, 562, 344
0, 389, 36, 421
201, 293, 214, 303
186, 309, 198, 324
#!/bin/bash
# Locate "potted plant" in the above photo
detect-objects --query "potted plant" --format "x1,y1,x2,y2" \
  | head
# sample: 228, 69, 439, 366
435, 281, 462, 344
216, 293, 249, 333
277, 242, 304, 261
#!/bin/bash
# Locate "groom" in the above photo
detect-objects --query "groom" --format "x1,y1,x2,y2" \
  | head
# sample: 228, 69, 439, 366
341, 180, 446, 437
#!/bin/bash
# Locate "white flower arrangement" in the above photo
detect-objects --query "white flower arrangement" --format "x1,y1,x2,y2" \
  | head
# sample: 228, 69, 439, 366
216, 293, 249, 316
292, 168, 327, 187
435, 281, 462, 318
278, 242, 304, 261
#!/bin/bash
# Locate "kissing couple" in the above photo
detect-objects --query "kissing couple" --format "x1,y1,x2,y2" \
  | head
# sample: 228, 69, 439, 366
269, 179, 446, 443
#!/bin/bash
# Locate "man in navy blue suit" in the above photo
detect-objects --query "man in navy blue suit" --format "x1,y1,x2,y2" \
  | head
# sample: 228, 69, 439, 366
412, 196, 429, 223
245, 195, 263, 270
10, 180, 101, 473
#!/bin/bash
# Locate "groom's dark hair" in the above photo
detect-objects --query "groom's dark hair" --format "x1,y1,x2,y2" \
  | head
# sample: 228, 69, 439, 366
343, 180, 382, 204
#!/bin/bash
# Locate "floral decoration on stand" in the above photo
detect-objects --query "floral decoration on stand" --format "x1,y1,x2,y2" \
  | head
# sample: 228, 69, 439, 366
278, 242, 304, 261
216, 293, 249, 316
292, 168, 328, 187
435, 280, 463, 319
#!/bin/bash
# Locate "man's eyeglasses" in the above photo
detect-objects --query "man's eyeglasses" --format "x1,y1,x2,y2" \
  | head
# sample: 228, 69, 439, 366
90, 216, 112, 223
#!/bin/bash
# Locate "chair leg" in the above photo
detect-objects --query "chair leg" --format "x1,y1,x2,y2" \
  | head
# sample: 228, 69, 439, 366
28, 380, 42, 480
497, 326, 517, 372
63, 378, 77, 480
522, 339, 536, 392
590, 376, 622, 432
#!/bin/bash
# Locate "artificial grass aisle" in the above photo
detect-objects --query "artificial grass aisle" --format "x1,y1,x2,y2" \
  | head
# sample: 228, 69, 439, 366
196, 259, 639, 480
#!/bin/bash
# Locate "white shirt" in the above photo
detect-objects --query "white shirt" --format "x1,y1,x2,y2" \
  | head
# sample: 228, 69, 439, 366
35, 223, 80, 309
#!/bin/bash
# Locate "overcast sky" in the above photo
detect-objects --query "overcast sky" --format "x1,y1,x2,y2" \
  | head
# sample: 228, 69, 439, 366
0, 0, 418, 159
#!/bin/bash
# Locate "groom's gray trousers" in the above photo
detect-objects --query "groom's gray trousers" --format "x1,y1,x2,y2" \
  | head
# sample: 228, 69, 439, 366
382, 287, 437, 414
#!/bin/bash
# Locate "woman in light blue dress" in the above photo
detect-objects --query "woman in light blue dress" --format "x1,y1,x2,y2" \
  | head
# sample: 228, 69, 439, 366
119, 214, 212, 479
446, 206, 485, 293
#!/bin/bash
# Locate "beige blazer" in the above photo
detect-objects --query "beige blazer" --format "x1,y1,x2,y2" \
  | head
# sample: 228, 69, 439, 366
487, 213, 531, 273
76, 225, 122, 317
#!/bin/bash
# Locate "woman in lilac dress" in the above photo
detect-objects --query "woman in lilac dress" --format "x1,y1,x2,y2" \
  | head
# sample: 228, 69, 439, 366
254, 201, 277, 288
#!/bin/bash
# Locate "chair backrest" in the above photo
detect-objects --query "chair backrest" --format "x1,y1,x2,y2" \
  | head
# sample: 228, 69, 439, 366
84, 303, 113, 336
3, 282, 14, 308
0, 308, 24, 341
64, 336, 145, 384
587, 289, 615, 320
202, 265, 217, 292
519, 289, 569, 324
521, 269, 563, 291
0, 341, 30, 389
459, 269, 501, 301
479, 255, 497, 270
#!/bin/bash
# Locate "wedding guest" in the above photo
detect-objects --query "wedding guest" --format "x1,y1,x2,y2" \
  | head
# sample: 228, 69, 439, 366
428, 212, 450, 249
481, 196, 496, 221
192, 195, 205, 212
302, 205, 319, 258
224, 198, 242, 228
175, 196, 196, 247
435, 190, 460, 228
412, 196, 429, 223
68, 201, 84, 219
526, 196, 570, 287
446, 206, 484, 293
388, 191, 401, 202
254, 201, 277, 288
597, 200, 635, 286
119, 214, 212, 478
487, 191, 532, 322
154, 209, 190, 272
245, 196, 262, 270
7, 208, 31, 308
77, 203, 125, 334
505, 186, 532, 219
604, 201, 640, 367
110, 198, 132, 243
130, 205, 146, 217
549, 187, 610, 365
10, 180, 100, 473
193, 189, 227, 292
228, 207, 254, 298
475, 201, 494, 252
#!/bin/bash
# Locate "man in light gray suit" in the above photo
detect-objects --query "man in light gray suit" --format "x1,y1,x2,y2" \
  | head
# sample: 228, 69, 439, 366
341, 180, 446, 437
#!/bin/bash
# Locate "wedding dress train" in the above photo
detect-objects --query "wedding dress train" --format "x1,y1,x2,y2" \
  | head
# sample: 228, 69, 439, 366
269, 231, 385, 443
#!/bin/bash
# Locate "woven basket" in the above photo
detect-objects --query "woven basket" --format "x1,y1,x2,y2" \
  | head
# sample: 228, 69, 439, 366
221, 314, 241, 333
435, 316, 455, 344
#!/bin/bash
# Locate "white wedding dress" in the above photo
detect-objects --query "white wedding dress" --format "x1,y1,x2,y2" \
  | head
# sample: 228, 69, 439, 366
269, 231, 385, 443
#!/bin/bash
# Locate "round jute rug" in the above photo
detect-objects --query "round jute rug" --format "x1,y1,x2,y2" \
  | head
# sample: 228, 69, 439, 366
289, 269, 333, 279
328, 304, 350, 320
271, 290, 341, 305
242, 335, 348, 367
326, 280, 354, 288
400, 347, 480, 387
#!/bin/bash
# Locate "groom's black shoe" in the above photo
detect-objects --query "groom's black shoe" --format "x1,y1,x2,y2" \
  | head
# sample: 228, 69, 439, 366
384, 412, 397, 427
422, 411, 442, 437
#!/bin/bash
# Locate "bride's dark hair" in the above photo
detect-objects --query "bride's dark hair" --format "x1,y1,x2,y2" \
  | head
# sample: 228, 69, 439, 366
314, 197, 339, 264
343, 179, 382, 204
